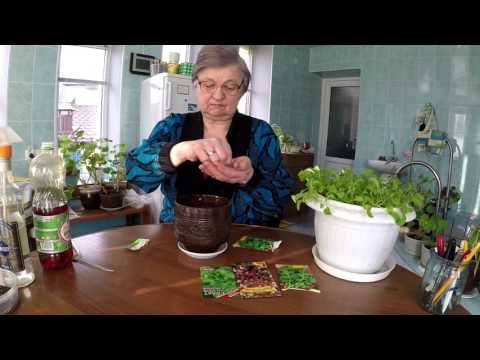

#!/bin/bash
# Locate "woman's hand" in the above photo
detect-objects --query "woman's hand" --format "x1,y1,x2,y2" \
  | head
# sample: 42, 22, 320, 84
199, 156, 254, 185
170, 138, 232, 167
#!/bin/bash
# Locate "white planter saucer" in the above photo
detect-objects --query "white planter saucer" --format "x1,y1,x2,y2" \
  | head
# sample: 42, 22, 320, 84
312, 245, 396, 283
177, 241, 228, 260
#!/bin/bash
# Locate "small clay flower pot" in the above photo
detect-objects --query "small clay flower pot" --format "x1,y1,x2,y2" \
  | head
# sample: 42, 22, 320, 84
174, 194, 231, 253
78, 184, 101, 210
100, 190, 125, 209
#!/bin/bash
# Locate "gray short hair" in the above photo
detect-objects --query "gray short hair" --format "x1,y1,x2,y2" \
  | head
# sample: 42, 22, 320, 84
192, 45, 251, 92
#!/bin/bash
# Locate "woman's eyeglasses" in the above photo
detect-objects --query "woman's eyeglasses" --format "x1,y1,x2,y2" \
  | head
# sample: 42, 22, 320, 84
197, 80, 244, 96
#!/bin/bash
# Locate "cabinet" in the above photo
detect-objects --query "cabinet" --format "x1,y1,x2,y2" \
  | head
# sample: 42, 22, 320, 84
281, 152, 314, 219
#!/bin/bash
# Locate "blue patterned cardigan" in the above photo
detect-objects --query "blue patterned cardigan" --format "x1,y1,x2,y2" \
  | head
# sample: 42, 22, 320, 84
126, 112, 294, 227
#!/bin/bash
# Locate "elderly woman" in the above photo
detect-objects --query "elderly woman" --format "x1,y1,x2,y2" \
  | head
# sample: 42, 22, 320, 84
126, 45, 294, 227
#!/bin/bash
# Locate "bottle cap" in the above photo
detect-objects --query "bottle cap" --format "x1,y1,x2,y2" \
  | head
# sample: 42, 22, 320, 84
0, 144, 12, 159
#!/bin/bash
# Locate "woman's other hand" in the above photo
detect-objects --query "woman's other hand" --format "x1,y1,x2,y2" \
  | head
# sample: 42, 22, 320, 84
199, 156, 254, 185
170, 138, 232, 167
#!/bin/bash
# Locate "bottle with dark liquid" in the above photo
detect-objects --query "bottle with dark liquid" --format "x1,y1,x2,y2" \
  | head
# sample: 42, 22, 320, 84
29, 142, 72, 270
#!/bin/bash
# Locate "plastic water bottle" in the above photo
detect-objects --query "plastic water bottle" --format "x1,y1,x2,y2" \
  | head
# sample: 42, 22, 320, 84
29, 142, 73, 270
0, 144, 35, 287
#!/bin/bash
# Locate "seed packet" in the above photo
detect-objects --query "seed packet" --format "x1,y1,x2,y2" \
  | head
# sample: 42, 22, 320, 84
233, 261, 282, 299
233, 235, 282, 252
200, 266, 240, 299
128, 238, 150, 251
275, 264, 321, 293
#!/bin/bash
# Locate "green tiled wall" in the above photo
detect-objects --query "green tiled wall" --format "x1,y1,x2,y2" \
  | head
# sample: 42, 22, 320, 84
8, 45, 58, 177
7, 45, 164, 176
121, 45, 163, 151
309, 45, 480, 215
270, 46, 320, 148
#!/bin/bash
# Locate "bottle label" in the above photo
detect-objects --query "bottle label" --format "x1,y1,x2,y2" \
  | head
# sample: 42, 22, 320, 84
33, 211, 71, 254
0, 220, 26, 273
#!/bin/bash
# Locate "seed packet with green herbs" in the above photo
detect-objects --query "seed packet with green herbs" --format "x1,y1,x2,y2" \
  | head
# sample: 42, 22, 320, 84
233, 261, 282, 299
275, 264, 321, 293
199, 266, 240, 299
233, 235, 282, 252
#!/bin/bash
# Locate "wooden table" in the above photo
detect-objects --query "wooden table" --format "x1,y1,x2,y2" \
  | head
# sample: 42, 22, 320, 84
12, 224, 469, 315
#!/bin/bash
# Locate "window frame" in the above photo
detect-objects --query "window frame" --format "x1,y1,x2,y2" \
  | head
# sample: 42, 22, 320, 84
238, 45, 252, 115
55, 45, 111, 141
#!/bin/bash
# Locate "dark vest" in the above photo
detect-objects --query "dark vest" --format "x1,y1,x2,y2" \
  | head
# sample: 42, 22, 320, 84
175, 111, 252, 199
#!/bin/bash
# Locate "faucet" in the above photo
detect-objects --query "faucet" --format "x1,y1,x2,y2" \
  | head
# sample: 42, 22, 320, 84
395, 160, 442, 217
386, 140, 398, 164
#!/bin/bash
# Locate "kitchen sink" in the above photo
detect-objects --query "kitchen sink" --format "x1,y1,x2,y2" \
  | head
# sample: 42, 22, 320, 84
367, 160, 404, 174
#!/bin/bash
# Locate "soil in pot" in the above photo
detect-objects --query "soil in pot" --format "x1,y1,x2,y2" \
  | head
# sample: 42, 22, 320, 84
174, 194, 231, 254
78, 185, 101, 210
100, 190, 125, 209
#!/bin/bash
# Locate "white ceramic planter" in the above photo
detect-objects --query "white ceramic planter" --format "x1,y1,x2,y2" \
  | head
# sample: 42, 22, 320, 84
404, 233, 423, 258
306, 196, 415, 274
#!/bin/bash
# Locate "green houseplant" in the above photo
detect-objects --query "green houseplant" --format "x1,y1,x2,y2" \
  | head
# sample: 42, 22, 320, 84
75, 137, 110, 209
272, 124, 299, 153
100, 143, 127, 209
292, 167, 423, 276
58, 128, 84, 186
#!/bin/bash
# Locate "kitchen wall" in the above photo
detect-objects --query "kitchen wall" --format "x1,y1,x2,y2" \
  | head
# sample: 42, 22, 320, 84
7, 45, 58, 176
120, 45, 163, 151
309, 45, 480, 215
6, 45, 164, 176
270, 45, 321, 148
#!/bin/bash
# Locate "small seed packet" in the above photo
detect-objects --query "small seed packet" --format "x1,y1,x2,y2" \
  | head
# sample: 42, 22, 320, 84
233, 235, 282, 252
128, 238, 150, 251
233, 261, 282, 299
275, 264, 321, 293
200, 266, 240, 299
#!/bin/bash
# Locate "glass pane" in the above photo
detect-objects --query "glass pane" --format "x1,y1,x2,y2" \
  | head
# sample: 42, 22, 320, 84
59, 45, 107, 81
57, 82, 103, 139
161, 45, 187, 63
326, 86, 359, 160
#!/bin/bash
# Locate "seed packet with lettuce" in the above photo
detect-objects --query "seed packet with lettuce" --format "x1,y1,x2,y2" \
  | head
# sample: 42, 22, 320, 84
275, 264, 321, 293
199, 266, 240, 299
233, 235, 282, 252
233, 261, 282, 299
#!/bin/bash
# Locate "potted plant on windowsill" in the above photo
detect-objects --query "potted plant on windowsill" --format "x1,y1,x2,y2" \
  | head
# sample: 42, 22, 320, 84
272, 124, 300, 154
292, 167, 423, 275
100, 143, 127, 209
77, 137, 110, 209
58, 128, 84, 187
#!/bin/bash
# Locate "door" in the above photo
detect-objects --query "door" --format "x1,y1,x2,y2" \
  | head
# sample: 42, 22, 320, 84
318, 77, 360, 170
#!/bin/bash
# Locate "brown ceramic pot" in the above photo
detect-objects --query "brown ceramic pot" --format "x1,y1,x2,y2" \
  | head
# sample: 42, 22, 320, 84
100, 190, 125, 209
174, 194, 231, 253
78, 184, 101, 210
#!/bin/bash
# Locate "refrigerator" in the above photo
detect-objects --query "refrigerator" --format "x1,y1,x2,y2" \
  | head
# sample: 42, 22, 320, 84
140, 73, 197, 140
139, 73, 198, 223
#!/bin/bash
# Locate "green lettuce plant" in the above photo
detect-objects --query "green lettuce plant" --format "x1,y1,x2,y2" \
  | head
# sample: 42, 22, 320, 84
291, 167, 424, 226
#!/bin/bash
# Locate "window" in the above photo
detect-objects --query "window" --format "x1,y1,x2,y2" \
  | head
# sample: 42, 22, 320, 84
161, 45, 190, 64
238, 45, 252, 115
57, 45, 109, 140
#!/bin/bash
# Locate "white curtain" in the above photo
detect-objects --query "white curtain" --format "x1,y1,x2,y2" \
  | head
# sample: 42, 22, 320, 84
0, 45, 10, 127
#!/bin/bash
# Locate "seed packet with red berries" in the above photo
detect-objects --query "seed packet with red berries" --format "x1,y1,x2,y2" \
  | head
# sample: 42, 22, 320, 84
233, 261, 282, 299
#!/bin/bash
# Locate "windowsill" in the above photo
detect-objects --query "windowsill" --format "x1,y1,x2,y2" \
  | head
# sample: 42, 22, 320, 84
393, 241, 480, 315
